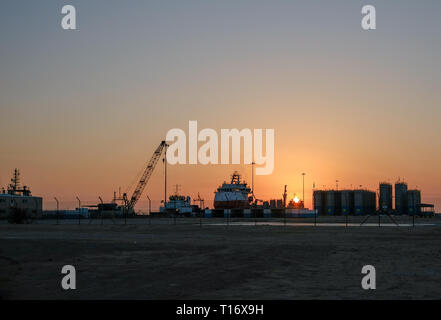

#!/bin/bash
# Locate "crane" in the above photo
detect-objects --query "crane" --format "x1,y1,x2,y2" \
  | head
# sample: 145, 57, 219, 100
194, 192, 205, 209
123, 140, 168, 213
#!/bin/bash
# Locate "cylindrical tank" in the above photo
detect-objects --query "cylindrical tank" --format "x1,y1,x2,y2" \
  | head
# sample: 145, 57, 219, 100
379, 183, 393, 213
354, 190, 376, 215
407, 190, 421, 215
313, 190, 326, 215
326, 191, 336, 215
270, 199, 276, 208
341, 190, 354, 215
354, 190, 363, 215
395, 182, 408, 214
368, 191, 376, 215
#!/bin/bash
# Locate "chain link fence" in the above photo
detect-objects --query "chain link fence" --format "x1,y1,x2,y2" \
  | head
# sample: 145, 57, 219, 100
1, 212, 439, 227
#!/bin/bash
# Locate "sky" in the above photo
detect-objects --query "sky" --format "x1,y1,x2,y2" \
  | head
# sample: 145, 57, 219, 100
1, 0, 441, 211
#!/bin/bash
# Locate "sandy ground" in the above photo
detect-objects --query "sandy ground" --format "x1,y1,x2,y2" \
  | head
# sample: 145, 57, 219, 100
1, 218, 441, 299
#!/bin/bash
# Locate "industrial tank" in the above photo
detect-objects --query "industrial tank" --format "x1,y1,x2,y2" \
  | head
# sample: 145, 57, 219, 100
407, 190, 421, 215
341, 190, 354, 215
326, 190, 336, 216
379, 183, 393, 213
354, 190, 376, 215
313, 190, 326, 216
395, 182, 408, 214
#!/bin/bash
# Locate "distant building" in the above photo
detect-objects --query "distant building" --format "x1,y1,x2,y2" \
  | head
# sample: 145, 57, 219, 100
287, 198, 304, 209
0, 169, 42, 219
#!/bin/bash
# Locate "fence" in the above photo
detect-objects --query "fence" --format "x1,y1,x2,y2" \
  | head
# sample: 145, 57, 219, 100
1, 211, 439, 227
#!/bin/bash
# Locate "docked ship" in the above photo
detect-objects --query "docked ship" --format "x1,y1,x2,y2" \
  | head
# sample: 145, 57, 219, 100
214, 172, 253, 209
160, 189, 200, 216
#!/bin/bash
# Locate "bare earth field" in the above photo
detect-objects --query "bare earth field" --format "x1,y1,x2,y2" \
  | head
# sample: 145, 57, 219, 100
1, 218, 441, 300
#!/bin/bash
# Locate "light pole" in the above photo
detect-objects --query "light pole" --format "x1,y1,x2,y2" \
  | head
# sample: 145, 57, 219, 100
54, 197, 59, 225
163, 150, 167, 205
302, 173, 305, 207
98, 196, 104, 224
146, 195, 151, 216
251, 162, 255, 196
76, 196, 81, 225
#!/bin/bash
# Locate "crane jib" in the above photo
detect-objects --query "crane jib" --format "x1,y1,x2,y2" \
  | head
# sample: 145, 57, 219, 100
126, 141, 168, 211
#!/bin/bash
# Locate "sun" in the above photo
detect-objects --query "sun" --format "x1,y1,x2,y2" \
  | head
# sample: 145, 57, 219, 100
293, 196, 300, 203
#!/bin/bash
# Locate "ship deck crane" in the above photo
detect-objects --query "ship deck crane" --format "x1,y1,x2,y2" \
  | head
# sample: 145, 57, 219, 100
195, 192, 205, 209
123, 140, 168, 213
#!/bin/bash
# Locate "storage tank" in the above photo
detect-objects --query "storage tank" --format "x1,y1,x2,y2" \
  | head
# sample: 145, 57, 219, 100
395, 182, 408, 214
407, 190, 421, 215
354, 190, 376, 215
341, 190, 354, 215
354, 190, 363, 215
379, 183, 393, 213
270, 199, 276, 208
367, 191, 376, 215
313, 190, 326, 216
326, 190, 336, 215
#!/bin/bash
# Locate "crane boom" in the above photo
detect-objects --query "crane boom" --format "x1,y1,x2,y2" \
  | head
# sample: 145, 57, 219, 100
126, 140, 168, 211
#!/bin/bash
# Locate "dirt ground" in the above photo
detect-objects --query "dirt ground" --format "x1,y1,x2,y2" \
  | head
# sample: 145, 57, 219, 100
1, 219, 441, 299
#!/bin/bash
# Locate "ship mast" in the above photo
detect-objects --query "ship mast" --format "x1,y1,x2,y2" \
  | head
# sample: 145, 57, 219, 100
9, 168, 21, 194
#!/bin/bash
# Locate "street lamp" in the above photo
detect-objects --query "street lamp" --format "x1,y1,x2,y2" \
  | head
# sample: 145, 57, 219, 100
146, 195, 151, 216
54, 197, 59, 225
251, 162, 255, 196
76, 196, 81, 225
302, 173, 306, 207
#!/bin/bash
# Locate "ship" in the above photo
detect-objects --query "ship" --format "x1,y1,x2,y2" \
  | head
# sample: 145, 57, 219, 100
214, 171, 253, 209
160, 186, 200, 216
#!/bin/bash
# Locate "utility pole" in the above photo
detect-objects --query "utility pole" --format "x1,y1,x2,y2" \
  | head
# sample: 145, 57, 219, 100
76, 196, 81, 225
54, 197, 59, 225
146, 195, 151, 215
163, 150, 167, 205
302, 173, 306, 207
283, 185, 287, 208
251, 162, 255, 196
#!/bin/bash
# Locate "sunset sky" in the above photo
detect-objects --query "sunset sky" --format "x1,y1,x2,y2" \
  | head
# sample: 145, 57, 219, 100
1, 0, 441, 211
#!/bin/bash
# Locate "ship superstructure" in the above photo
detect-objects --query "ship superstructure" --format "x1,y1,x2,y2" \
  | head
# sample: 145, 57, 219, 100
160, 185, 200, 215
214, 172, 252, 209
0, 169, 42, 218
